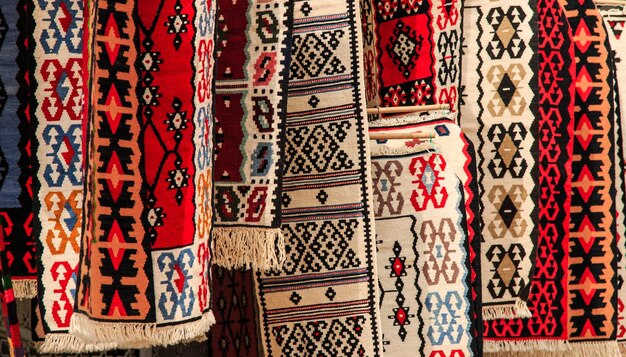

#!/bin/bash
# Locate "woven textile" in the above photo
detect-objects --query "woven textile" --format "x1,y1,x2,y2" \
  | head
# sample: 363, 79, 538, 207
212, 0, 292, 270
209, 268, 259, 357
368, 114, 483, 351
0, 0, 36, 299
359, 0, 462, 116
598, 4, 626, 350
70, 0, 216, 347
370, 143, 476, 356
459, 0, 539, 320
29, 0, 95, 353
0, 221, 24, 357
557, 0, 619, 353
253, 0, 383, 355
480, 0, 574, 351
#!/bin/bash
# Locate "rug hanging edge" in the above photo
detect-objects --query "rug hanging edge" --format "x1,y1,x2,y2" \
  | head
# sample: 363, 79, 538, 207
69, 310, 215, 348
36, 333, 118, 354
13, 279, 36, 299
212, 226, 285, 271
482, 298, 532, 320
484, 339, 571, 353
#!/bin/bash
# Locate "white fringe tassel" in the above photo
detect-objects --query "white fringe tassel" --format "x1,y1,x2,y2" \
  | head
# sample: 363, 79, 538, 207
212, 227, 285, 271
487, 341, 620, 357
13, 279, 37, 299
69, 310, 216, 349
483, 299, 532, 320
37, 333, 117, 354
370, 142, 437, 157
485, 339, 571, 353
369, 110, 454, 128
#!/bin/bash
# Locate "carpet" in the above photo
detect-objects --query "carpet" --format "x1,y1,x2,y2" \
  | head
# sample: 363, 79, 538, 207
0, 219, 24, 357
0, 0, 37, 300
359, 0, 463, 116
556, 0, 619, 353
459, 0, 539, 320
253, 0, 383, 354
212, 0, 293, 270
209, 267, 260, 357
479, 0, 575, 351
369, 141, 476, 356
368, 113, 483, 352
69, 0, 216, 347
29, 0, 95, 353
598, 4, 626, 352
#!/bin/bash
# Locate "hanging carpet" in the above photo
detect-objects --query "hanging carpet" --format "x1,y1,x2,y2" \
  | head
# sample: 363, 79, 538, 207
70, 0, 216, 348
253, 0, 384, 354
0, 0, 36, 300
359, 0, 463, 117
479, 0, 575, 352
459, 0, 539, 320
369, 139, 477, 355
212, 0, 293, 270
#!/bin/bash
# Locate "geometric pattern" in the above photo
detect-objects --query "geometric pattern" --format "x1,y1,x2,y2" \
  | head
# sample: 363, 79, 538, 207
212, 0, 291, 237
0, 0, 36, 297
559, 0, 619, 351
598, 3, 626, 348
483, 0, 574, 350
360, 0, 462, 118
460, 0, 538, 319
72, 0, 215, 347
254, 0, 382, 355
370, 144, 474, 356
209, 268, 259, 357
32, 0, 86, 351
368, 115, 483, 354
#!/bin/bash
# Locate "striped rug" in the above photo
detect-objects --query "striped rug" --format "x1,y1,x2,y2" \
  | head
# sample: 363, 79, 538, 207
253, 0, 383, 354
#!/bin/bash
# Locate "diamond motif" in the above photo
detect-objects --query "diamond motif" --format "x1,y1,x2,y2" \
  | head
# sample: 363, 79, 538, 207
498, 194, 518, 228
165, 0, 189, 50
289, 291, 302, 305
497, 72, 516, 106
386, 21, 422, 78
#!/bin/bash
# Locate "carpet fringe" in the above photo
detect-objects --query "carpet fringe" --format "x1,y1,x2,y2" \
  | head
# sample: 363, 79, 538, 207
69, 310, 215, 348
370, 142, 437, 157
37, 334, 117, 354
619, 341, 626, 356
484, 339, 571, 353
369, 110, 453, 127
13, 279, 36, 299
486, 341, 620, 357
213, 227, 285, 271
483, 299, 532, 320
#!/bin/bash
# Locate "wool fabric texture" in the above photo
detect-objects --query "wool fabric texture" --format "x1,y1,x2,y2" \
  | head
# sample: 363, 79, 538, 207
212, 0, 293, 270
480, 0, 575, 351
369, 142, 476, 356
359, 0, 463, 117
252, 0, 383, 354
459, 0, 539, 320
0, 0, 36, 300
70, 0, 216, 347
368, 113, 483, 352
598, 4, 626, 351
555, 0, 620, 353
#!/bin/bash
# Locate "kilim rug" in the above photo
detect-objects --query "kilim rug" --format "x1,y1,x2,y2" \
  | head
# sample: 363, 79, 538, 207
70, 0, 216, 347
556, 0, 620, 354
359, 0, 463, 117
459, 0, 539, 320
208, 267, 260, 357
0, 220, 24, 357
212, 0, 293, 270
28, 0, 101, 353
598, 4, 626, 352
0, 0, 37, 300
252, 0, 383, 355
478, 0, 575, 351
368, 113, 483, 353
369, 141, 476, 356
